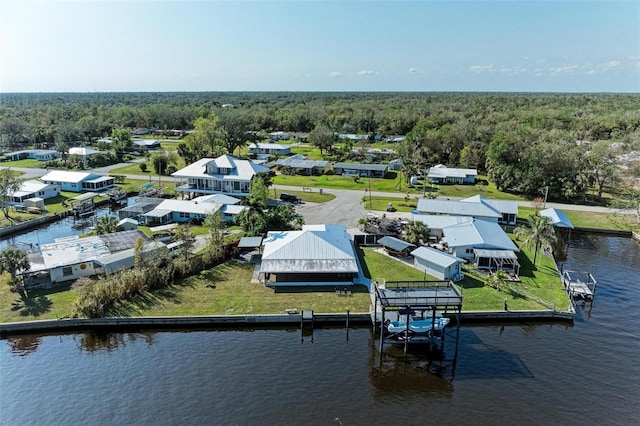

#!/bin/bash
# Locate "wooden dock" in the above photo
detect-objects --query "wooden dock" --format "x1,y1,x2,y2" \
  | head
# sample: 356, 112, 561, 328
562, 270, 597, 301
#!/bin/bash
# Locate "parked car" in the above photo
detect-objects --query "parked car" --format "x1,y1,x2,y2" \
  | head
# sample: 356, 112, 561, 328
280, 193, 302, 204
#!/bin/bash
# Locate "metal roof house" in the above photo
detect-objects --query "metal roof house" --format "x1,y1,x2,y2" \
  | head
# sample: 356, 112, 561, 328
140, 198, 245, 226
428, 164, 477, 185
40, 170, 114, 192
3, 149, 59, 162
272, 154, 329, 176
333, 162, 388, 178
416, 195, 518, 225
68, 147, 102, 160
172, 155, 269, 197
412, 214, 473, 238
9, 180, 60, 203
378, 236, 415, 256
540, 208, 574, 229
133, 139, 161, 150
260, 224, 359, 286
411, 246, 464, 281
268, 131, 292, 141
440, 219, 519, 260
248, 143, 291, 160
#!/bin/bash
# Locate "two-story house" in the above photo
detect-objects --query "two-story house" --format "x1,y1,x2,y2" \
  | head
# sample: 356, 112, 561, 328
172, 154, 269, 197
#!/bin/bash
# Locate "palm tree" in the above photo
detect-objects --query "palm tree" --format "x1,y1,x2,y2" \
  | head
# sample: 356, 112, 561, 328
404, 220, 430, 246
514, 214, 557, 265
95, 215, 118, 235
0, 247, 30, 294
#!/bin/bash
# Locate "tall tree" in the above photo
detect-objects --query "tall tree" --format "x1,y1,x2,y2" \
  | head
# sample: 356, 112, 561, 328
151, 151, 178, 175
205, 210, 226, 258
308, 124, 335, 155
172, 224, 196, 261
0, 169, 22, 219
0, 247, 30, 294
110, 128, 133, 159
0, 117, 32, 149
514, 215, 557, 265
587, 141, 619, 200
184, 115, 222, 158
218, 111, 253, 156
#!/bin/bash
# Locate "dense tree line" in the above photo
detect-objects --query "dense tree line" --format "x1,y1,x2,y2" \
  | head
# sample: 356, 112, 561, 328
1, 92, 639, 200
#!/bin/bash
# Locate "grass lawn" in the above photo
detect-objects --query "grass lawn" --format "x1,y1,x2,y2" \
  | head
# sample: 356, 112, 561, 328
518, 207, 639, 231
0, 159, 43, 168
272, 188, 336, 203
0, 276, 77, 322
363, 196, 417, 212
109, 157, 187, 177
274, 172, 409, 192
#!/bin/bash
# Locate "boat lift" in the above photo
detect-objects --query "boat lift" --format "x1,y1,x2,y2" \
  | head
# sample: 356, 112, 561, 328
371, 280, 463, 352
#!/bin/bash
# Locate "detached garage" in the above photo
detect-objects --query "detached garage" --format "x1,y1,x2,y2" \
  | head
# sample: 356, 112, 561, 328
411, 246, 464, 281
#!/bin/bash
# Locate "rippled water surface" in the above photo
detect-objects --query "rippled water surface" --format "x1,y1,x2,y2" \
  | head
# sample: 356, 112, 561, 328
1, 235, 639, 425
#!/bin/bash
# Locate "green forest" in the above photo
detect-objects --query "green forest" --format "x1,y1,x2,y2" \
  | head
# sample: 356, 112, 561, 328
1, 91, 639, 205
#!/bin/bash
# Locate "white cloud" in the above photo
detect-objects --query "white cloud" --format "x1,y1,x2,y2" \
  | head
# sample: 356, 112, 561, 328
469, 64, 496, 74
356, 69, 375, 76
550, 64, 579, 75
329, 71, 342, 77
408, 67, 418, 73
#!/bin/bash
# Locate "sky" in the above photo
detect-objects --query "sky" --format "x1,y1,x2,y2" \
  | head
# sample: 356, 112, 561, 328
0, 1, 638, 93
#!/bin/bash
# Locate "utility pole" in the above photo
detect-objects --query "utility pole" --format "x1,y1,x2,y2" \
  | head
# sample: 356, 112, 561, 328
368, 178, 372, 210
543, 186, 549, 209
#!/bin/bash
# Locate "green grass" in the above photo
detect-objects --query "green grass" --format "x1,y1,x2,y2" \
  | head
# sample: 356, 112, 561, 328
0, 276, 77, 322
0, 159, 43, 168
272, 188, 336, 203
358, 247, 434, 281
107, 262, 371, 316
518, 207, 639, 231
109, 157, 187, 177
363, 196, 417, 212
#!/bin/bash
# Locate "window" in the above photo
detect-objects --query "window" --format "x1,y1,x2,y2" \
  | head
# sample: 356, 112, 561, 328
62, 266, 73, 276
179, 212, 190, 218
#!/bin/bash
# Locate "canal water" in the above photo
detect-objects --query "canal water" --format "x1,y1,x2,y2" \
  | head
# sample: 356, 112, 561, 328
1, 234, 639, 425
0, 200, 132, 251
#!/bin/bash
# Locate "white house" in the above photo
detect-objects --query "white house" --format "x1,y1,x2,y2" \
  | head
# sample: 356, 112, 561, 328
248, 143, 291, 160
412, 214, 473, 238
40, 170, 115, 192
68, 147, 102, 161
172, 155, 269, 197
416, 195, 518, 226
268, 131, 292, 141
9, 180, 59, 203
141, 196, 245, 226
440, 219, 519, 260
272, 154, 329, 175
133, 139, 161, 150
428, 164, 477, 185
260, 224, 359, 286
540, 208, 574, 229
411, 246, 464, 281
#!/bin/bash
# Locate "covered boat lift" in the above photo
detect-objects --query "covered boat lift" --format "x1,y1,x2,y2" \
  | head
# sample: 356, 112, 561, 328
372, 279, 463, 352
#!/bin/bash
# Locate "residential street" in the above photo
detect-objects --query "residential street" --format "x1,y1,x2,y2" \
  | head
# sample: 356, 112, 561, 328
2, 163, 634, 229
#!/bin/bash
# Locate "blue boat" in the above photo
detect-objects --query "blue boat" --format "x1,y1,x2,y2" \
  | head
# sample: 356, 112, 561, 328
385, 315, 450, 338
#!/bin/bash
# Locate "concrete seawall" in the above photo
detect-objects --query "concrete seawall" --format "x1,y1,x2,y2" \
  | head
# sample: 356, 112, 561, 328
0, 310, 574, 337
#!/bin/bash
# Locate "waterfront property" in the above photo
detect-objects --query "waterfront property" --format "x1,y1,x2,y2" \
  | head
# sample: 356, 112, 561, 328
440, 219, 519, 260
332, 162, 389, 178
412, 214, 473, 239
260, 224, 359, 286
428, 164, 477, 184
9, 180, 60, 203
416, 195, 518, 226
140, 197, 246, 225
172, 154, 269, 197
40, 170, 115, 192
377, 236, 415, 256
410, 246, 464, 281
19, 230, 157, 286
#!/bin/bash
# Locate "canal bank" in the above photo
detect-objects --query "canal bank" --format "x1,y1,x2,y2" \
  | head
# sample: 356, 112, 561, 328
0, 309, 574, 338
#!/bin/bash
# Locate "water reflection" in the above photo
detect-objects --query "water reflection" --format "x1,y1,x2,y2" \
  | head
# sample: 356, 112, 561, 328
74, 331, 156, 353
6, 335, 41, 356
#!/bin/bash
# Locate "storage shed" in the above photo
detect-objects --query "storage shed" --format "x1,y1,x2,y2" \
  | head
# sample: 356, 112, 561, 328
411, 246, 464, 281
